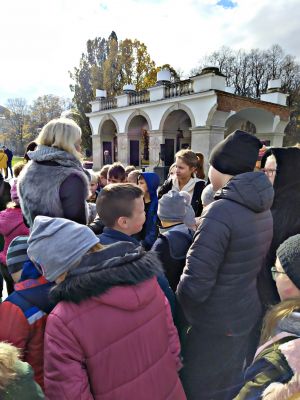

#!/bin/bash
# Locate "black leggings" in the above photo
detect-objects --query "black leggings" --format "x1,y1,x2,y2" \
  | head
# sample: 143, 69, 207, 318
0, 263, 14, 296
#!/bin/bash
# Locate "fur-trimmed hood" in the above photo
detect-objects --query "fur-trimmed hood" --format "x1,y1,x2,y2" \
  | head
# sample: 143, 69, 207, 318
262, 373, 300, 400
50, 241, 164, 306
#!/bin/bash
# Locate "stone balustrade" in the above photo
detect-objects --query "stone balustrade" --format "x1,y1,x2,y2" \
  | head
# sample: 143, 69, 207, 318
164, 80, 194, 98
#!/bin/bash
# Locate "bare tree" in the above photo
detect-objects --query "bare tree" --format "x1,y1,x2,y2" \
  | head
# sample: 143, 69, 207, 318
5, 98, 29, 153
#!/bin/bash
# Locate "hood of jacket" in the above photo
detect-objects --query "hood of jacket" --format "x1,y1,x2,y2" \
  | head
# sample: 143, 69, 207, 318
0, 207, 27, 236
50, 241, 163, 306
141, 172, 159, 202
215, 171, 274, 213
28, 144, 84, 170
159, 224, 194, 260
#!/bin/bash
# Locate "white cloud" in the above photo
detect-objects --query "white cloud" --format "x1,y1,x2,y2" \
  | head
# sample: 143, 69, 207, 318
0, 0, 299, 105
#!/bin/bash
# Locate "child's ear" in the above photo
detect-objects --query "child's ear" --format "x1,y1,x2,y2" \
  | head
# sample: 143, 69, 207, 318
116, 216, 128, 229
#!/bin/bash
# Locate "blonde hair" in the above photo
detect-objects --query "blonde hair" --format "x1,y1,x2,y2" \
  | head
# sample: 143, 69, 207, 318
89, 171, 98, 184
0, 342, 20, 391
13, 161, 26, 178
87, 243, 104, 253
36, 118, 82, 159
260, 298, 300, 345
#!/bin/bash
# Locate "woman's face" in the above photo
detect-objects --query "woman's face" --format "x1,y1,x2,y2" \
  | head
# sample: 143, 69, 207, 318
275, 258, 300, 300
75, 138, 82, 153
175, 158, 195, 180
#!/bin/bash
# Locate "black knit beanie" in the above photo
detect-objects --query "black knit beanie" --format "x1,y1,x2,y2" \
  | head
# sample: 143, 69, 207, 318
209, 130, 262, 176
277, 234, 300, 290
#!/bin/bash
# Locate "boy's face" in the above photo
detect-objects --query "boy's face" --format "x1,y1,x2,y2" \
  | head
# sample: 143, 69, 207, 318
118, 196, 146, 235
99, 175, 107, 187
107, 174, 125, 184
138, 176, 148, 194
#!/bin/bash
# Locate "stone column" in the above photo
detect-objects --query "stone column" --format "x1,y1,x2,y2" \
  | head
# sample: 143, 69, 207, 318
117, 133, 129, 165
92, 134, 101, 171
255, 132, 284, 147
148, 131, 164, 169
191, 126, 225, 171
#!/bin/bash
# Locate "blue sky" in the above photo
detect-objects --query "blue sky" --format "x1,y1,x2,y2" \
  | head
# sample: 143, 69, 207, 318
0, 0, 299, 106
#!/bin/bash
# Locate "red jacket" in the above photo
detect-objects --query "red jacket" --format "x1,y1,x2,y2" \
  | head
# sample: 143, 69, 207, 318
0, 263, 53, 390
44, 246, 186, 400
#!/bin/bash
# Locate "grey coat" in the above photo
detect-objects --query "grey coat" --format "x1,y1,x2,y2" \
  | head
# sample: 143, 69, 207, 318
18, 145, 89, 227
177, 172, 274, 335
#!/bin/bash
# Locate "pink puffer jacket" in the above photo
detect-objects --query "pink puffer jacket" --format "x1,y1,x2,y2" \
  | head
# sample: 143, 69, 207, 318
0, 207, 29, 264
44, 278, 186, 400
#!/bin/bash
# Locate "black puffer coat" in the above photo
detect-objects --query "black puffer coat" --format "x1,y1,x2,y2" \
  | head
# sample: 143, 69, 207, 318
177, 172, 274, 335
259, 147, 300, 307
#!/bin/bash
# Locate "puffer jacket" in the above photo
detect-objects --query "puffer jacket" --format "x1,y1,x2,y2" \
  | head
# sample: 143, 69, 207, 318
0, 207, 29, 264
177, 172, 274, 335
44, 242, 186, 400
18, 145, 89, 227
259, 147, 300, 307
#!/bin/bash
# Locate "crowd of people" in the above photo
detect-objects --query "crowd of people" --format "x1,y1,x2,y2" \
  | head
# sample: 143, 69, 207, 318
0, 117, 300, 399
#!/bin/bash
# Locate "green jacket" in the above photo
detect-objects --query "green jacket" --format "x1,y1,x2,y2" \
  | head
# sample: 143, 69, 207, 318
1, 360, 44, 400
234, 336, 296, 400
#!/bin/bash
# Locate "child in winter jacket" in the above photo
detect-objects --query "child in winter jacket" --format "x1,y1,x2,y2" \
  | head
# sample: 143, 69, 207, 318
0, 181, 29, 294
137, 172, 160, 250
152, 190, 196, 292
235, 234, 300, 400
0, 236, 54, 390
28, 216, 186, 400
0, 342, 44, 399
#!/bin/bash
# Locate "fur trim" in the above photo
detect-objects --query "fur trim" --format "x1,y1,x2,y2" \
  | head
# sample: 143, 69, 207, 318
262, 374, 300, 400
50, 250, 164, 305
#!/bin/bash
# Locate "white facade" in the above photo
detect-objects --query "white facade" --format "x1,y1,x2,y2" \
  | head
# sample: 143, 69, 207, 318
87, 68, 290, 171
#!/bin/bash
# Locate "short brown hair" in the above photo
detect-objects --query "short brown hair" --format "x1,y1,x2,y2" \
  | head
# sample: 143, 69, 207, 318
97, 183, 143, 227
175, 149, 198, 169
108, 162, 126, 182
13, 161, 26, 178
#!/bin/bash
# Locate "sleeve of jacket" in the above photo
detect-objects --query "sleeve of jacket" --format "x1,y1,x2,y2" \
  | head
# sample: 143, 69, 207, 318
0, 302, 30, 353
177, 204, 231, 313
157, 179, 172, 199
164, 296, 183, 371
44, 312, 94, 400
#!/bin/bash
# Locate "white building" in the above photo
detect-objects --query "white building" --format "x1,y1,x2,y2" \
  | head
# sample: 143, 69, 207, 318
87, 68, 289, 172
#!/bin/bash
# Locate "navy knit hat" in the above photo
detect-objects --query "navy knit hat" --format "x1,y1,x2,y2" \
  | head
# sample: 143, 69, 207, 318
7, 235, 29, 274
209, 130, 262, 176
277, 234, 300, 289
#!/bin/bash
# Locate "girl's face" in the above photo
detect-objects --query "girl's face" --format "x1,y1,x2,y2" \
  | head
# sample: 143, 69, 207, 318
90, 182, 97, 195
275, 258, 300, 300
175, 158, 195, 180
138, 176, 148, 194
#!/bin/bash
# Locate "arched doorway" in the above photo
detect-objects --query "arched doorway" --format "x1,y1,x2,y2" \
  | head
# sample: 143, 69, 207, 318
100, 120, 118, 164
162, 110, 192, 166
127, 115, 149, 167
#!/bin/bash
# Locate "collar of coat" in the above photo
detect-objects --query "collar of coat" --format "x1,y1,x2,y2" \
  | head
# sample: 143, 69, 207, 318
49, 241, 163, 305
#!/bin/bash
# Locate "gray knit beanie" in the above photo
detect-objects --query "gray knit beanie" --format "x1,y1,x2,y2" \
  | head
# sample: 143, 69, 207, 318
27, 216, 99, 282
158, 190, 195, 228
276, 234, 300, 290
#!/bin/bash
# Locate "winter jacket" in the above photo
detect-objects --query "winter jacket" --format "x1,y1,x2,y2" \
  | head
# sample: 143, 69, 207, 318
158, 178, 206, 217
98, 227, 176, 316
4, 148, 13, 163
1, 359, 44, 400
44, 242, 186, 400
0, 152, 8, 169
259, 147, 300, 307
0, 261, 54, 389
177, 172, 274, 335
18, 145, 89, 227
138, 172, 160, 250
235, 312, 300, 400
152, 224, 194, 292
0, 207, 29, 265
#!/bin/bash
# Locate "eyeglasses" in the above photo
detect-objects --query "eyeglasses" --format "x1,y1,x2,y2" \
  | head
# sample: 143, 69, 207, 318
261, 168, 277, 177
271, 266, 287, 281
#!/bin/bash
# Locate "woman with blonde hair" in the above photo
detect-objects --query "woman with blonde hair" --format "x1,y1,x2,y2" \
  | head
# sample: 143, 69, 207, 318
158, 149, 206, 217
235, 234, 300, 400
18, 118, 89, 227
0, 342, 44, 399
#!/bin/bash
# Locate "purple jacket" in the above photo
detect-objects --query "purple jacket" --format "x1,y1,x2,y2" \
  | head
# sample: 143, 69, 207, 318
44, 244, 186, 400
